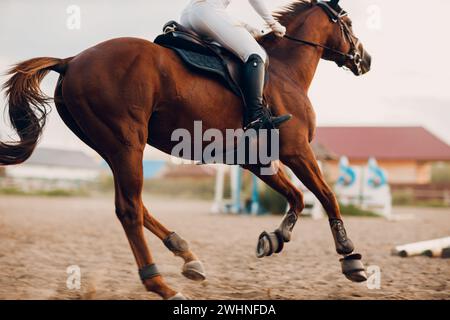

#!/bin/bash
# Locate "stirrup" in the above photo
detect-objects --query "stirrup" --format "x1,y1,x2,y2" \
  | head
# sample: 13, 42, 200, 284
244, 114, 292, 131
244, 118, 266, 131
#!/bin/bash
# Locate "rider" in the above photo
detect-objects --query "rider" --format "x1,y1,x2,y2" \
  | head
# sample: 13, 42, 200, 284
180, 0, 291, 130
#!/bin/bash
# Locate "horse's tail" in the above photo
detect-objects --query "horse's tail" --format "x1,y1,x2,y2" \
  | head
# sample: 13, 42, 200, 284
0, 57, 69, 165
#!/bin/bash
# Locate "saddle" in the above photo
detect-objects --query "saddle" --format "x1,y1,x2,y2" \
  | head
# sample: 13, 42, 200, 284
154, 21, 267, 97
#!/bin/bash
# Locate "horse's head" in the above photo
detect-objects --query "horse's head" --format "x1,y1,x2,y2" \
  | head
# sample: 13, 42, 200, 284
315, 0, 371, 76
261, 1, 372, 78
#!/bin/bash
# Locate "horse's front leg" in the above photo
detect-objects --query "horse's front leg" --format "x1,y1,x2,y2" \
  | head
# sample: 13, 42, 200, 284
281, 143, 367, 283
243, 163, 304, 258
143, 208, 206, 282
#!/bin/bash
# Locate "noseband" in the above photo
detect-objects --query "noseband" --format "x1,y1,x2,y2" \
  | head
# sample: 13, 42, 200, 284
283, 2, 363, 75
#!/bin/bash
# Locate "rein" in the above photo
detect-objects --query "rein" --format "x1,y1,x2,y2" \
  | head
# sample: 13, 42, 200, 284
283, 34, 354, 60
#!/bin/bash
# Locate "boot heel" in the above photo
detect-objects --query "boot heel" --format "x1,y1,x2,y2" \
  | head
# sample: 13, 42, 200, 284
271, 114, 292, 128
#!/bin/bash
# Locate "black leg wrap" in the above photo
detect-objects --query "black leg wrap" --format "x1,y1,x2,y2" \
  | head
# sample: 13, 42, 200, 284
330, 219, 355, 255
163, 232, 189, 254
139, 264, 160, 282
276, 210, 298, 242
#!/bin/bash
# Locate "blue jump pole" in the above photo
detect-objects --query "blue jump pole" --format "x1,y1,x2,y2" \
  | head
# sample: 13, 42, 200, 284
231, 166, 242, 214
250, 174, 260, 215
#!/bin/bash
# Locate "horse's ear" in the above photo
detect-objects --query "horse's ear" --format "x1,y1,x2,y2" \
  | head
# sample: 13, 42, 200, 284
329, 0, 340, 7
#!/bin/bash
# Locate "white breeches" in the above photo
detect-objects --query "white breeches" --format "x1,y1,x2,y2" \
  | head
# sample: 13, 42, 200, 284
180, 1, 267, 63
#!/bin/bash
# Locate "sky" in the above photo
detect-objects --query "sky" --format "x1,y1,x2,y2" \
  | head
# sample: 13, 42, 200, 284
1, 0, 449, 158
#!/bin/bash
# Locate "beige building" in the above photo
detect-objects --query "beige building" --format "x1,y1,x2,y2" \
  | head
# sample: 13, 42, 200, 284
0, 147, 102, 191
313, 127, 450, 185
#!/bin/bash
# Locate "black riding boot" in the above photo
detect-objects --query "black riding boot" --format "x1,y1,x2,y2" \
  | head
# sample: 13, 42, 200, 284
242, 54, 291, 130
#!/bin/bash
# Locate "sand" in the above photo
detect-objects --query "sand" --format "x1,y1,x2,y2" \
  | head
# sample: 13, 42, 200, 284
0, 195, 449, 300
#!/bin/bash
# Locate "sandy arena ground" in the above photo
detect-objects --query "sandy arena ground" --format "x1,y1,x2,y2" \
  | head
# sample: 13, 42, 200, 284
0, 195, 449, 300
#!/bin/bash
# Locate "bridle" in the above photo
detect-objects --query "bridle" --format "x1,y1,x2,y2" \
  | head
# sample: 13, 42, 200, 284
283, 1, 363, 75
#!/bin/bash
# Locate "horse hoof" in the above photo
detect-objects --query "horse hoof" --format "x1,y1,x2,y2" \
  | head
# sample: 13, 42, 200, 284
182, 260, 206, 282
256, 231, 284, 258
168, 292, 188, 300
256, 232, 271, 258
345, 270, 367, 283
340, 253, 367, 283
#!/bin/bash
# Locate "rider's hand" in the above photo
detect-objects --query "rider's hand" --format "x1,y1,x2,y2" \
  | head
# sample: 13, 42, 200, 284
270, 21, 286, 38
243, 23, 264, 39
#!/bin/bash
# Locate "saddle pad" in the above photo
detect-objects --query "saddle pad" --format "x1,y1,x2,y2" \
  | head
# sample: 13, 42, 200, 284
154, 33, 242, 97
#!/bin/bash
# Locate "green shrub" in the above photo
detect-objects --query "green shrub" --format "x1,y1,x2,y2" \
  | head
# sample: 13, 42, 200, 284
259, 186, 287, 215
96, 175, 115, 193
338, 203, 379, 217
392, 189, 449, 207
143, 177, 216, 200
392, 190, 414, 206
0, 187, 89, 197
0, 187, 27, 195
258, 186, 381, 217
35, 189, 89, 197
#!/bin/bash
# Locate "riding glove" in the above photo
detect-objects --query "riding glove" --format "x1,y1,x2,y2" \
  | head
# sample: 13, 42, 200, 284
270, 21, 286, 38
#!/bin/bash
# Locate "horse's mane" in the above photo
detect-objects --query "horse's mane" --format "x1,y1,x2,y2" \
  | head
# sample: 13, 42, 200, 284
259, 0, 317, 48
274, 0, 317, 27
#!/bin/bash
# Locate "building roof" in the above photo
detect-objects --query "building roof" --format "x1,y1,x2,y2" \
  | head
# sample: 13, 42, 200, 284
314, 127, 450, 161
25, 147, 100, 169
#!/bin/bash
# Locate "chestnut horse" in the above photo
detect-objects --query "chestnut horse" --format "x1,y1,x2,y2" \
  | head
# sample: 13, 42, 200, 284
0, 1, 371, 299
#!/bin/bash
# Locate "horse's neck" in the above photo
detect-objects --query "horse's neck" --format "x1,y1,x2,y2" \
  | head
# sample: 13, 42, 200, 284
274, 44, 323, 92
266, 12, 328, 92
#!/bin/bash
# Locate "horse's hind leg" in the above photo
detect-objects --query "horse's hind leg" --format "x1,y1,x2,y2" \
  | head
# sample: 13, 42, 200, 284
282, 144, 367, 282
56, 79, 190, 295
108, 149, 185, 299
243, 163, 305, 258
143, 207, 206, 281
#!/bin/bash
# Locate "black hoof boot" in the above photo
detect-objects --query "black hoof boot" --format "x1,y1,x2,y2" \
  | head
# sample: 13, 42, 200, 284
255, 211, 298, 258
340, 253, 367, 283
330, 219, 355, 255
256, 230, 284, 258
